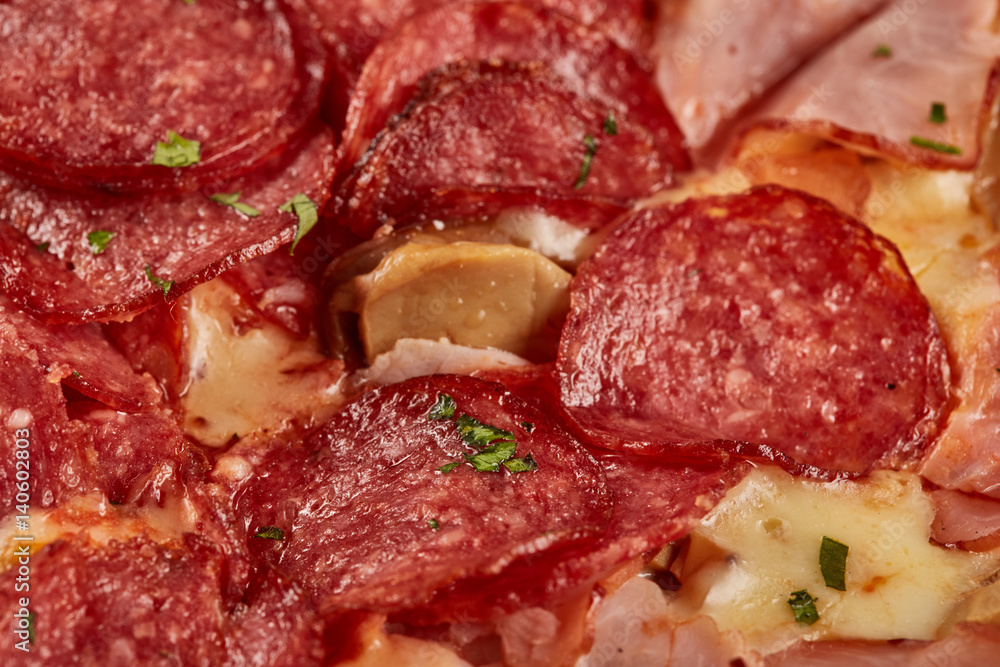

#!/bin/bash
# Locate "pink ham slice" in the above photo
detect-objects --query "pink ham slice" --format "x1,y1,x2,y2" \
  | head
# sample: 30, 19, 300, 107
0, 0, 326, 193
735, 0, 1000, 169
332, 61, 682, 237
559, 185, 950, 474
654, 0, 887, 156
0, 125, 336, 324
236, 374, 613, 622
339, 2, 687, 179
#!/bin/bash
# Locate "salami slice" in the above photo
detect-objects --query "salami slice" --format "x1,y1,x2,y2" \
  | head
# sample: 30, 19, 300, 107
0, 0, 326, 193
0, 534, 323, 666
339, 2, 686, 179
236, 374, 612, 620
559, 185, 951, 473
0, 295, 161, 413
332, 61, 678, 236
0, 125, 336, 324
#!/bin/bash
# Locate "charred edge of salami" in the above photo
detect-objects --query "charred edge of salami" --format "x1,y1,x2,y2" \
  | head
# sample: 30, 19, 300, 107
330, 60, 675, 237
558, 184, 950, 474
0, 0, 327, 194
337, 1, 689, 180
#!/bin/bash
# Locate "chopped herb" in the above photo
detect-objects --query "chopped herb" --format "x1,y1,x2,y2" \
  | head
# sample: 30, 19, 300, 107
35, 241, 50, 252
910, 136, 962, 155
687, 268, 702, 278
428, 393, 456, 421
603, 113, 618, 136
996, 368, 1000, 373
872, 44, 892, 58
520, 421, 535, 433
252, 526, 284, 540
71, 371, 81, 378
280, 193, 319, 254
573, 134, 598, 190
455, 414, 515, 450
27, 612, 35, 644
87, 230, 115, 255
504, 453, 539, 473
464, 439, 518, 472
787, 589, 819, 625
209, 192, 261, 218
929, 102, 947, 124
144, 265, 174, 296
819, 537, 849, 591
438, 462, 462, 474
183, 0, 195, 4
152, 131, 201, 167
427, 518, 440, 530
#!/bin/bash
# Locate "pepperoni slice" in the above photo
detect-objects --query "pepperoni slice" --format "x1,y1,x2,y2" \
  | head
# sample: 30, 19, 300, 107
236, 374, 612, 620
0, 126, 336, 324
0, 295, 161, 413
0, 0, 326, 193
559, 185, 951, 473
339, 2, 686, 179
333, 61, 679, 236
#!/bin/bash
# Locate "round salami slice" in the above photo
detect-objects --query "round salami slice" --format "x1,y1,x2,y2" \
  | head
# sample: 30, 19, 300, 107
0, 0, 326, 193
339, 2, 687, 179
0, 125, 336, 324
333, 61, 677, 237
236, 374, 612, 620
559, 185, 951, 474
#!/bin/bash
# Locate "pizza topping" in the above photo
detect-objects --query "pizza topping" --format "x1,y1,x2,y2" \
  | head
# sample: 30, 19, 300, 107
910, 136, 963, 155
929, 102, 948, 124
559, 185, 950, 473
573, 134, 599, 190
144, 265, 174, 296
872, 43, 893, 58
209, 192, 261, 218
820, 536, 849, 591
503, 454, 538, 473
788, 590, 820, 625
333, 60, 681, 236
0, 0, 325, 192
87, 230, 114, 255
253, 526, 285, 541
280, 193, 319, 255
0, 126, 336, 324
603, 113, 618, 136
428, 393, 456, 421
151, 131, 201, 168
237, 374, 611, 620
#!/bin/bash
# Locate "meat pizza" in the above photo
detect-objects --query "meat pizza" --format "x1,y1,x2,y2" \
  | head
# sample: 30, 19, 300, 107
1, 0, 1000, 665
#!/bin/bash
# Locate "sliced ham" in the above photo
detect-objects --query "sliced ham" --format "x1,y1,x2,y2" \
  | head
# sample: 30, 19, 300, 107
654, 0, 887, 155
0, 0, 326, 193
559, 185, 950, 473
332, 61, 681, 237
737, 0, 1000, 169
339, 2, 687, 179
0, 125, 336, 324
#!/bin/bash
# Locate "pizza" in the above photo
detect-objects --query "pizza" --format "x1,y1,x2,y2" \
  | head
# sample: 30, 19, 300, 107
1, 0, 999, 664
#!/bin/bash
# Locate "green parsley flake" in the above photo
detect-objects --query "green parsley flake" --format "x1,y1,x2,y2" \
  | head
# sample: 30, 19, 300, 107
35, 241, 50, 252
455, 413, 515, 450
910, 136, 962, 155
573, 134, 598, 190
27, 612, 35, 645
504, 453, 538, 473
152, 131, 201, 168
929, 102, 947, 124
72, 371, 81, 378
464, 439, 517, 472
603, 113, 618, 136
428, 393, 456, 421
428, 518, 440, 530
87, 230, 115, 255
438, 462, 462, 474
252, 526, 285, 540
144, 265, 174, 296
209, 192, 261, 218
819, 536, 849, 591
280, 193, 319, 255
787, 589, 819, 625
872, 44, 892, 58
520, 421, 535, 433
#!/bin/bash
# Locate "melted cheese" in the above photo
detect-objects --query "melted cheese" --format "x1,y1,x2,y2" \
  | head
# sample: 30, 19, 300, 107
670, 467, 1000, 654
180, 280, 344, 447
